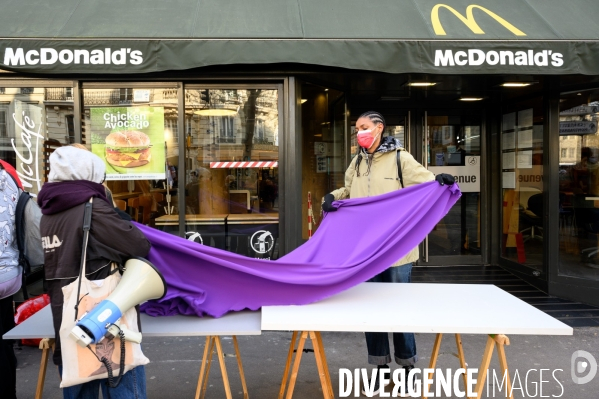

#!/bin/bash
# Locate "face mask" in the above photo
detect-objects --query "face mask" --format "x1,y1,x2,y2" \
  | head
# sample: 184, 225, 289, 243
357, 129, 380, 149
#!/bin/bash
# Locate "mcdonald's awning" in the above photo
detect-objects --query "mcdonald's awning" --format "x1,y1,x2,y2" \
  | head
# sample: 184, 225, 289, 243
1, 0, 599, 75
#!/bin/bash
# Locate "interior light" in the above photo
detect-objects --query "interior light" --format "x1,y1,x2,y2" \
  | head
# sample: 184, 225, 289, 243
301, 99, 308, 104
408, 82, 437, 87
459, 97, 484, 101
194, 105, 238, 116
380, 96, 409, 101
501, 82, 532, 87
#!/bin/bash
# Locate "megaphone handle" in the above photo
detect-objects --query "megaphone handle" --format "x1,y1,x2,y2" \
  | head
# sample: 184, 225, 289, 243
108, 324, 143, 344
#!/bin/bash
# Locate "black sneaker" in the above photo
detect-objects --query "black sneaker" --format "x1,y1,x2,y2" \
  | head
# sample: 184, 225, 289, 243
362, 365, 390, 397
396, 366, 415, 398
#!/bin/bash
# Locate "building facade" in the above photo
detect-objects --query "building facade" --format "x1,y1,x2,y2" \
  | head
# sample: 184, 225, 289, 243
1, 0, 599, 306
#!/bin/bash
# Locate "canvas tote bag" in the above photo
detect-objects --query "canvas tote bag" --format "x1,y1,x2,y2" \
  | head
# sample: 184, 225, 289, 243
59, 198, 149, 388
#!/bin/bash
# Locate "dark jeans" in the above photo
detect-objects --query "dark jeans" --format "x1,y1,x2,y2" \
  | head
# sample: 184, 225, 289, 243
0, 295, 17, 399
365, 263, 418, 366
60, 365, 147, 399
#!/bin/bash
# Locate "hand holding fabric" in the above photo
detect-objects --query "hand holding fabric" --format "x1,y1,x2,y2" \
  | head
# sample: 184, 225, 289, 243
322, 193, 337, 212
435, 173, 455, 186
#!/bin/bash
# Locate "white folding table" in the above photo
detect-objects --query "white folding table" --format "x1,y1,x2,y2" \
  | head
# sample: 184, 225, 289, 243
4, 305, 261, 399
262, 282, 573, 399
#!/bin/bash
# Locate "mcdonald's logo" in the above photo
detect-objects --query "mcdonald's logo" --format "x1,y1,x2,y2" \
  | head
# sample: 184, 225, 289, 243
431, 4, 526, 36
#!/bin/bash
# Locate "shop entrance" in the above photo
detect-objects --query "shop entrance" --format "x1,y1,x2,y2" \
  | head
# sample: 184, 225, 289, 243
299, 81, 347, 242
420, 111, 483, 265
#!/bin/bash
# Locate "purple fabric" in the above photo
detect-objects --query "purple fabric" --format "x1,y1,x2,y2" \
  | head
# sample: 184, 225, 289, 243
37, 181, 109, 215
139, 181, 461, 318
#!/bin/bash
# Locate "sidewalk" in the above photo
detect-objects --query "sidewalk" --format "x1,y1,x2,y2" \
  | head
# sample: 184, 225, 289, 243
13, 327, 599, 398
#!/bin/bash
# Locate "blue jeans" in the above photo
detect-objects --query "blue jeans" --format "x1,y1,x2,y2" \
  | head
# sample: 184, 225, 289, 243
60, 365, 146, 399
365, 263, 418, 366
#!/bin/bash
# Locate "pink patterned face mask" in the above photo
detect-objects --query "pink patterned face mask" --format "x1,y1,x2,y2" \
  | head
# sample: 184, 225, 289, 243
357, 129, 379, 149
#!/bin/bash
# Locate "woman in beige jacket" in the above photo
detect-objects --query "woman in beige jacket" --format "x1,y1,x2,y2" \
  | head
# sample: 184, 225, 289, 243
322, 111, 454, 396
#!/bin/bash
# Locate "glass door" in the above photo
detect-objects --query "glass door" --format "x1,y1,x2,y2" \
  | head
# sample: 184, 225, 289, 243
300, 82, 346, 241
558, 89, 599, 281
499, 97, 545, 275
422, 112, 483, 264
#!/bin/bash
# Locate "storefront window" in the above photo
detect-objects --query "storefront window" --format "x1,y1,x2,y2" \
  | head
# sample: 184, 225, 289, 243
558, 89, 599, 281
301, 83, 346, 240
0, 85, 75, 196
82, 85, 178, 230
426, 114, 482, 257
184, 88, 279, 258
500, 98, 544, 271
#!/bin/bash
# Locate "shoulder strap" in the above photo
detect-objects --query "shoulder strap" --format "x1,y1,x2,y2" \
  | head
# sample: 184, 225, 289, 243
397, 150, 404, 188
74, 198, 94, 321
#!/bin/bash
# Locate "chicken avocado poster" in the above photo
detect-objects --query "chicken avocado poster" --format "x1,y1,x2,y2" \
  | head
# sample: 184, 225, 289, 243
90, 107, 166, 180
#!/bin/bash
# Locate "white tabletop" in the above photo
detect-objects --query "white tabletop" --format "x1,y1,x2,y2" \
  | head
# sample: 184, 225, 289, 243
3, 305, 261, 340
262, 283, 573, 336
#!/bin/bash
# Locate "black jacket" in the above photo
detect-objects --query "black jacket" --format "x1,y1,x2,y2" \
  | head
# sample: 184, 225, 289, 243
41, 198, 151, 366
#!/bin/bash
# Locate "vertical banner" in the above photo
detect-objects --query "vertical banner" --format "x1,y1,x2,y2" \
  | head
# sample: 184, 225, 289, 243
90, 106, 166, 180
11, 100, 44, 196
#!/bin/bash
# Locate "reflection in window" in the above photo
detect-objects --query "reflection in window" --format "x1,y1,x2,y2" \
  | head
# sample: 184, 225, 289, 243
0, 107, 6, 137
119, 88, 133, 104
66, 115, 75, 144
500, 99, 544, 270
427, 116, 482, 256
300, 83, 346, 240
184, 88, 279, 258
559, 91, 599, 281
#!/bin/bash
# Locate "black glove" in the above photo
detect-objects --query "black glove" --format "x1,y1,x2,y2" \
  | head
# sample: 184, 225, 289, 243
435, 173, 455, 186
322, 194, 337, 212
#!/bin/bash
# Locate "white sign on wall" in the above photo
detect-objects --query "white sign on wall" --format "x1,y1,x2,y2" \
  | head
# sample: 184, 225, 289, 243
428, 156, 480, 193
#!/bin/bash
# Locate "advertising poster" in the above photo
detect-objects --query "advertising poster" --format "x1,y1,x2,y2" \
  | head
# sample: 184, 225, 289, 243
90, 107, 166, 180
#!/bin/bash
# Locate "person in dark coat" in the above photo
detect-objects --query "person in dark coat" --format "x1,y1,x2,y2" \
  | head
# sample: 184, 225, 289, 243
38, 146, 151, 399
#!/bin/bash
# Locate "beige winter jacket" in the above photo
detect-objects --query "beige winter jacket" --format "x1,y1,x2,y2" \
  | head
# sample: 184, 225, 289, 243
329, 147, 435, 266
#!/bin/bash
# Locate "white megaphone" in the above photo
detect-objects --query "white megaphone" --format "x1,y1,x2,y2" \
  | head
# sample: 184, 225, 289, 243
70, 257, 167, 348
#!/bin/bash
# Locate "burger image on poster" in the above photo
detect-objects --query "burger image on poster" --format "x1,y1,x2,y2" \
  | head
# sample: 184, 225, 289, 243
105, 130, 152, 168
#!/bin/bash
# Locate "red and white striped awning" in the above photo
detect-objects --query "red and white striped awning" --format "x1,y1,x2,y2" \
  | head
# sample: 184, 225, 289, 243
210, 161, 278, 169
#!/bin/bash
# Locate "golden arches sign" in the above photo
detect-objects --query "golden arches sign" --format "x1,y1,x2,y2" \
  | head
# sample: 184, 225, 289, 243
431, 4, 526, 36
